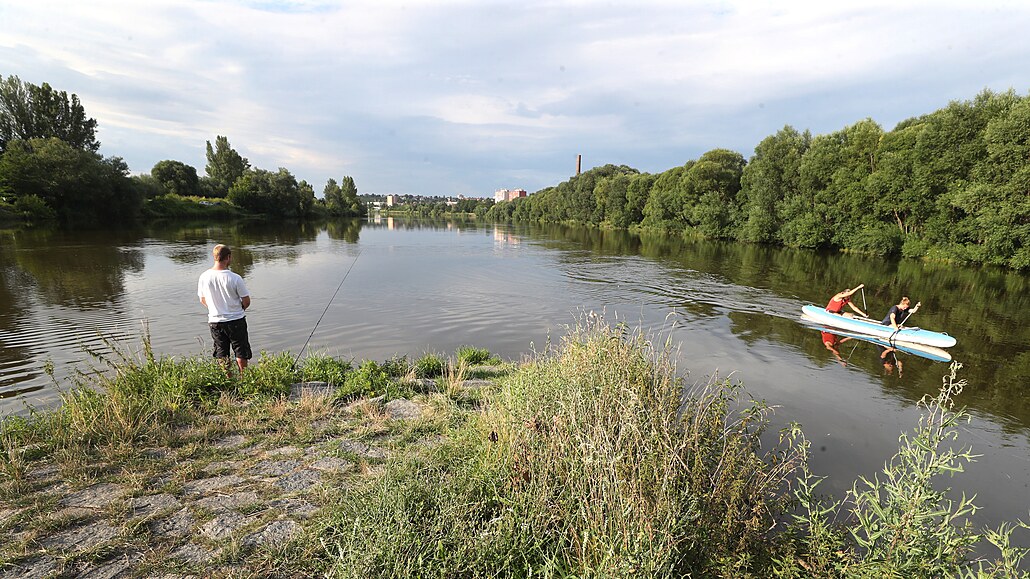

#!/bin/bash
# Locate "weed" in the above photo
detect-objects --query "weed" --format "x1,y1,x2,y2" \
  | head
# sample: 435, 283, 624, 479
412, 353, 444, 378
455, 345, 492, 366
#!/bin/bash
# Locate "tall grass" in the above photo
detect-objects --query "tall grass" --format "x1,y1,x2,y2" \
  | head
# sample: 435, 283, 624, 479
318, 317, 802, 577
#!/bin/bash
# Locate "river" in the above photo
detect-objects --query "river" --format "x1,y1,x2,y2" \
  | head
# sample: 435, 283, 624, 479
1, 217, 1028, 535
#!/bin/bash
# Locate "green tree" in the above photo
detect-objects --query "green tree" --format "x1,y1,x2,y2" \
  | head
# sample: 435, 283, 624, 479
228, 167, 313, 218
204, 135, 249, 197
323, 178, 343, 214
151, 160, 200, 196
0, 137, 139, 223
339, 176, 362, 216
0, 75, 100, 154
738, 126, 810, 243
685, 148, 745, 238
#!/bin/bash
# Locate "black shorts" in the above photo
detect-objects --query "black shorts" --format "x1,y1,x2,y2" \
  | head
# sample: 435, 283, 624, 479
209, 317, 252, 360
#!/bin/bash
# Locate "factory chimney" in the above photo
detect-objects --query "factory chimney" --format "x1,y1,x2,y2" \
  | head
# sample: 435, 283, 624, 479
576, 154, 581, 176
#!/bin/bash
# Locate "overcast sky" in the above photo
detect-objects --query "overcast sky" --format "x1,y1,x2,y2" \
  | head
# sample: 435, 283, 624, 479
1, 1, 1028, 197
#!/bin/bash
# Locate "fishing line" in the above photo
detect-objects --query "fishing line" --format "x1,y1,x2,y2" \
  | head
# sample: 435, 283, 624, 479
294, 248, 362, 365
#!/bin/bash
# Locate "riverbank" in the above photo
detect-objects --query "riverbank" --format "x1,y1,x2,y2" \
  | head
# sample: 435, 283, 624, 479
1, 320, 1026, 578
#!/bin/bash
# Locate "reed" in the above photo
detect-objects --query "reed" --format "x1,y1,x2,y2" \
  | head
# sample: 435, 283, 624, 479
317, 316, 802, 577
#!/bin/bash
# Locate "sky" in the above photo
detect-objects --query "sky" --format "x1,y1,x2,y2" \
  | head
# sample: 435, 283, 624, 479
1, 1, 1028, 198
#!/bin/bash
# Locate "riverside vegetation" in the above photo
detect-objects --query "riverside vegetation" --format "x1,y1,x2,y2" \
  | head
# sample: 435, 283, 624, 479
0, 318, 1027, 578
3, 74, 1030, 269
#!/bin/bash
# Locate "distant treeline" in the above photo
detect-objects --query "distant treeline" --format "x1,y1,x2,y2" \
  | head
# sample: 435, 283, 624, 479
486, 89, 1030, 270
0, 75, 363, 225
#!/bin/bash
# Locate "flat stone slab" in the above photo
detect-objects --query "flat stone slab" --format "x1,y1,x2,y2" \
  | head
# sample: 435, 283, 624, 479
337, 439, 387, 459
200, 511, 256, 540
170, 541, 219, 564
0, 507, 20, 526
75, 551, 142, 579
43, 520, 119, 552
182, 474, 247, 495
385, 399, 423, 420
149, 508, 196, 538
263, 445, 302, 457
243, 519, 302, 548
195, 491, 261, 512
26, 464, 60, 481
289, 381, 334, 400
0, 556, 58, 579
251, 459, 303, 477
275, 469, 323, 493
210, 434, 248, 449
128, 493, 182, 519
268, 498, 318, 519
59, 482, 126, 510
309, 456, 352, 473
202, 459, 241, 474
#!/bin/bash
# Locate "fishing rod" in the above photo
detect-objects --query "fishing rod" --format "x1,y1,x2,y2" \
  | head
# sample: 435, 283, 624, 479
294, 248, 362, 365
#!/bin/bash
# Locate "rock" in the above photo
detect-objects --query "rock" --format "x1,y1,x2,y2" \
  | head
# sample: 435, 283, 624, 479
384, 399, 423, 421
200, 511, 255, 540
309, 456, 352, 473
26, 463, 60, 481
195, 491, 260, 512
59, 482, 126, 510
182, 474, 247, 495
275, 469, 323, 493
243, 519, 302, 548
149, 508, 196, 538
202, 459, 241, 474
263, 445, 302, 457
267, 498, 318, 519
0, 557, 59, 579
338, 439, 387, 459
251, 459, 303, 477
74, 551, 142, 579
169, 542, 219, 564
210, 434, 248, 449
128, 493, 182, 519
289, 381, 334, 401
42, 521, 119, 553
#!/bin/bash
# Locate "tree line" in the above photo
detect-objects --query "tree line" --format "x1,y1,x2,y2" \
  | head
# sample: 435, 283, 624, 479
486, 89, 1030, 270
2, 74, 1027, 269
0, 75, 363, 224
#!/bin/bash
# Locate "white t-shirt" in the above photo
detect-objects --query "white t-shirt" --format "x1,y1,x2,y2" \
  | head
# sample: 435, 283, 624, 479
198, 268, 250, 323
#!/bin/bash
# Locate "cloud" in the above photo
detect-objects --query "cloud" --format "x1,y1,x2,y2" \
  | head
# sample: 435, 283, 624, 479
2, 0, 1028, 195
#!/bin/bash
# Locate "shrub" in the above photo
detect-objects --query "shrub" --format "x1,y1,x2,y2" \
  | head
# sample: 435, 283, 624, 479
455, 346, 491, 366
340, 360, 391, 399
301, 353, 352, 386
413, 353, 444, 378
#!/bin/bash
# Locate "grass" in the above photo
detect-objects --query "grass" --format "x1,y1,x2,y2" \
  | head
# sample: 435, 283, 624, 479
1, 325, 1027, 577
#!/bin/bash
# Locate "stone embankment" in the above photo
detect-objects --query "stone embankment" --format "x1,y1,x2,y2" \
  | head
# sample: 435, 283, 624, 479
0, 375, 499, 578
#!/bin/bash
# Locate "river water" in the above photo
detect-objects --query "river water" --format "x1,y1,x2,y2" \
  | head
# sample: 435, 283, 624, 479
1, 218, 1028, 534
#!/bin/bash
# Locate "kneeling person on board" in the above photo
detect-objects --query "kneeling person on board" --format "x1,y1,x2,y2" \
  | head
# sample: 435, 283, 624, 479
821, 331, 852, 367
882, 297, 920, 330
198, 244, 252, 376
826, 284, 867, 318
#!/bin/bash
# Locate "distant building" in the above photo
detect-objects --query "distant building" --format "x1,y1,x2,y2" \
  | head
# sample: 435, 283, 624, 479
385, 194, 399, 207
494, 188, 527, 203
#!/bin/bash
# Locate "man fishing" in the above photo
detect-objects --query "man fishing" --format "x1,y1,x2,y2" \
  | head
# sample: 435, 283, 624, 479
198, 244, 252, 376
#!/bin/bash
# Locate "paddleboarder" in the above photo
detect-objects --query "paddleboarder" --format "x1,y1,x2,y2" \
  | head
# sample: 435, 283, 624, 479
882, 297, 920, 330
826, 283, 867, 318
